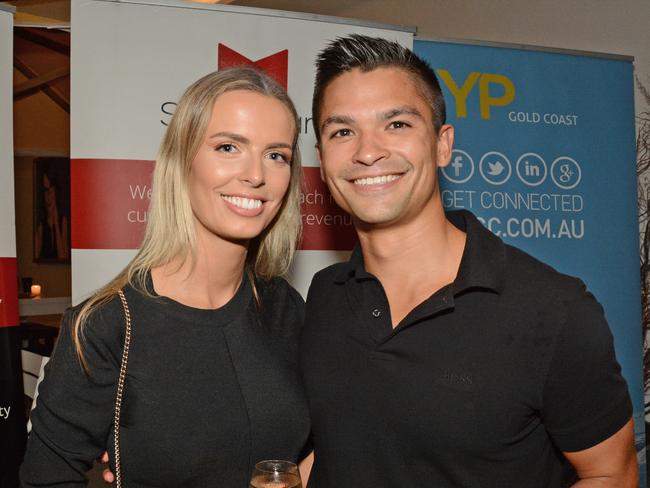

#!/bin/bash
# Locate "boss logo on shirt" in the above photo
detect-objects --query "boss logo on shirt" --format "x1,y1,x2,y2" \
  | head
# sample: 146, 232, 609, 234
439, 370, 474, 387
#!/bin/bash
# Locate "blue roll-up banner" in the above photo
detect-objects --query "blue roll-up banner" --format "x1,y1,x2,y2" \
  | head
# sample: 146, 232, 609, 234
414, 39, 645, 479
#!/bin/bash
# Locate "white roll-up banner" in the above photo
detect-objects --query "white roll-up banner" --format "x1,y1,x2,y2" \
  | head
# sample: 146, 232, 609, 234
0, 4, 17, 325
1, 4, 27, 485
70, 0, 414, 303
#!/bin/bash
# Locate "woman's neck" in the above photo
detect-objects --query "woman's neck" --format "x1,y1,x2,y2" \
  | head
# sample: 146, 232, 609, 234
151, 232, 249, 310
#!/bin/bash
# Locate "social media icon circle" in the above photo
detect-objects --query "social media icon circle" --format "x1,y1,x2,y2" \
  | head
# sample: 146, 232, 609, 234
441, 149, 474, 184
516, 152, 547, 187
479, 151, 511, 185
550, 156, 581, 190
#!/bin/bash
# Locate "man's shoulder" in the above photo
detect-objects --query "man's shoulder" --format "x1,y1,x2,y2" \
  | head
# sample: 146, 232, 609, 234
310, 261, 349, 288
304, 262, 351, 311
458, 209, 588, 301
314, 260, 350, 277
501, 241, 589, 302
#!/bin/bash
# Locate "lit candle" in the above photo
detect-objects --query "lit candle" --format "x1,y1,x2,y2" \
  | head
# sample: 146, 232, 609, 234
31, 284, 42, 298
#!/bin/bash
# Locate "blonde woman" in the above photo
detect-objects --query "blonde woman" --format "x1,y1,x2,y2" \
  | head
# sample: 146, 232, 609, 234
20, 67, 310, 487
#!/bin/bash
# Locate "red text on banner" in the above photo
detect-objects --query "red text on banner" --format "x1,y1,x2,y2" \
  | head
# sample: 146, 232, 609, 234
71, 160, 355, 251
300, 167, 356, 250
72, 159, 154, 249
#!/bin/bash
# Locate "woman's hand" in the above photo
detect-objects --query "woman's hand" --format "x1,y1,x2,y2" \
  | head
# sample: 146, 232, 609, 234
100, 451, 115, 484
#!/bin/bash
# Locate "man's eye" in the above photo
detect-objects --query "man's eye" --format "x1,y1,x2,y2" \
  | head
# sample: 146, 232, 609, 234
388, 121, 409, 129
332, 128, 352, 138
216, 143, 237, 153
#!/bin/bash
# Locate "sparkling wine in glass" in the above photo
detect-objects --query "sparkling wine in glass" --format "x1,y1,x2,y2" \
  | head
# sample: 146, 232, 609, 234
249, 460, 302, 488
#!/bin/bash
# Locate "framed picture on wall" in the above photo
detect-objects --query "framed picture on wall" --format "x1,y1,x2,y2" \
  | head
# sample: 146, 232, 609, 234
33, 157, 71, 263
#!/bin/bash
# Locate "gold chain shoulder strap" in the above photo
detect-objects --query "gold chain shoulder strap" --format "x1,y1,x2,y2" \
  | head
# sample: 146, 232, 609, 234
114, 290, 133, 488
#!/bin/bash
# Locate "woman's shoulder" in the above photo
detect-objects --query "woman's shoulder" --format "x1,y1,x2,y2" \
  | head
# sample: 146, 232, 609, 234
62, 281, 149, 349
255, 276, 304, 307
253, 276, 305, 333
61, 293, 124, 346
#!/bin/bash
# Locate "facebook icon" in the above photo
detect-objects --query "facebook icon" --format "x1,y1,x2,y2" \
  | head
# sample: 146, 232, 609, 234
441, 149, 474, 184
451, 155, 463, 176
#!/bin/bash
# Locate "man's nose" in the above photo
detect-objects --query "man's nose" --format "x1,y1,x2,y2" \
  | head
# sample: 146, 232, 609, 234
352, 132, 388, 166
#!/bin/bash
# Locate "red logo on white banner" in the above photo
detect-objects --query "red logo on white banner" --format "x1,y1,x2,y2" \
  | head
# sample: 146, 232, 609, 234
218, 44, 288, 90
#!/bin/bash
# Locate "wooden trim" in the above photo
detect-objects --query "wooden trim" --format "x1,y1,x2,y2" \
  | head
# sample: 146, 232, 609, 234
13, 57, 70, 113
13, 66, 69, 96
15, 27, 70, 56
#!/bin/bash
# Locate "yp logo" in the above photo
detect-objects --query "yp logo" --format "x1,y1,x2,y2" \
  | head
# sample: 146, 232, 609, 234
218, 44, 288, 90
437, 70, 515, 120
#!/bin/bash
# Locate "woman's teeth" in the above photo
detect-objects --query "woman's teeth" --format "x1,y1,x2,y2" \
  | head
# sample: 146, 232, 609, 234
222, 195, 262, 209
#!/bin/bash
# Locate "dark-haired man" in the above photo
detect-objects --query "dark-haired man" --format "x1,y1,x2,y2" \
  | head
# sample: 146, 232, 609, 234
300, 34, 637, 487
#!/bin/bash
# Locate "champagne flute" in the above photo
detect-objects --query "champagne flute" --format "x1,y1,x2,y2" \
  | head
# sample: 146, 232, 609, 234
249, 460, 302, 488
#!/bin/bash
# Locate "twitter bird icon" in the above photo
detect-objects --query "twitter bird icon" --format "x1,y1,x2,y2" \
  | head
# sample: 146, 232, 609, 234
480, 152, 511, 185
487, 161, 505, 176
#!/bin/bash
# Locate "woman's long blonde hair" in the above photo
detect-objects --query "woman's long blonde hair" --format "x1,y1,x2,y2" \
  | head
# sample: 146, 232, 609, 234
73, 67, 302, 370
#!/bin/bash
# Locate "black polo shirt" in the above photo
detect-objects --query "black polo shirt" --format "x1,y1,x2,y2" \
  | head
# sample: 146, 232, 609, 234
300, 210, 631, 488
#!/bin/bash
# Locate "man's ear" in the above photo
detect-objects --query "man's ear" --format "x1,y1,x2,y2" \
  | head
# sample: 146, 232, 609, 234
435, 124, 455, 169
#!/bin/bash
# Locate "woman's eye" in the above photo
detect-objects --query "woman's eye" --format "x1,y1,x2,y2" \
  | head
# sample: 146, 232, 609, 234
268, 152, 290, 163
216, 143, 237, 153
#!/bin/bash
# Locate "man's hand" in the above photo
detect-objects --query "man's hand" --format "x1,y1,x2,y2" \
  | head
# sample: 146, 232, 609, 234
100, 451, 115, 484
564, 418, 638, 487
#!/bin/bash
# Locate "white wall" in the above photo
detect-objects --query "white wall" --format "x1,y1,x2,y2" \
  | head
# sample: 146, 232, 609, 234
235, 0, 650, 115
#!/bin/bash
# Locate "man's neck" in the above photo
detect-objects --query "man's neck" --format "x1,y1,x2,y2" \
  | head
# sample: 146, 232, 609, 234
356, 202, 466, 327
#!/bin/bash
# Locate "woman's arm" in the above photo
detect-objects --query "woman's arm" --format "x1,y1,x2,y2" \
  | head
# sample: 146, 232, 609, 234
20, 306, 122, 486
299, 451, 313, 486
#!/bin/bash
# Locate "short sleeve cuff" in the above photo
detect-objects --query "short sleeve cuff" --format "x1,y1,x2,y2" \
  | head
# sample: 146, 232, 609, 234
551, 392, 632, 452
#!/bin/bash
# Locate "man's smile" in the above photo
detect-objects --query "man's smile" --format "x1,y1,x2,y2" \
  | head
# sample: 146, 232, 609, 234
352, 174, 402, 186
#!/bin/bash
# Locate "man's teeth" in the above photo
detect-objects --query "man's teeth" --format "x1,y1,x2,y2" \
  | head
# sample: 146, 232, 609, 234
222, 195, 262, 209
353, 174, 400, 186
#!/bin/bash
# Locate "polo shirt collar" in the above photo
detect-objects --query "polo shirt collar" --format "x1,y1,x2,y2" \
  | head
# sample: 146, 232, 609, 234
333, 245, 369, 284
449, 210, 506, 295
333, 210, 506, 295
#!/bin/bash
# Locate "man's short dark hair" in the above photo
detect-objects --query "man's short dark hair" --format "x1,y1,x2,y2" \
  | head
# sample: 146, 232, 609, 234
312, 34, 447, 143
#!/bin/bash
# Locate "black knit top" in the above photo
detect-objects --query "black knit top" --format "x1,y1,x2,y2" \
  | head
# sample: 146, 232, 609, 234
21, 275, 310, 487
